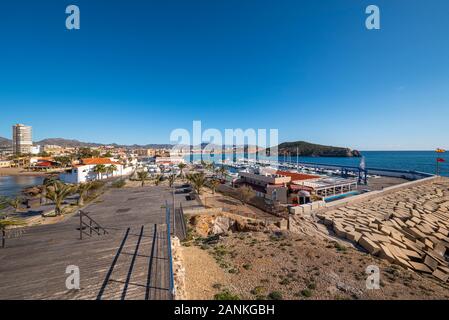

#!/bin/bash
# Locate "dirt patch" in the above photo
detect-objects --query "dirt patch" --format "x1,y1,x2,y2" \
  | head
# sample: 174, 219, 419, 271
182, 246, 234, 300
183, 226, 449, 300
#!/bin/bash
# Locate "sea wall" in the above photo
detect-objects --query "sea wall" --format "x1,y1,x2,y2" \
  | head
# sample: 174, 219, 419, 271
322, 175, 442, 210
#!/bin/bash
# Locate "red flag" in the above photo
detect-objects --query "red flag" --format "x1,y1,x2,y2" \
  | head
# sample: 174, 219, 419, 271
437, 158, 446, 163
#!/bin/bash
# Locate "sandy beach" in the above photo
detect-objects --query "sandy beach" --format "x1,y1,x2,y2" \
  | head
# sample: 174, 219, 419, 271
0, 168, 50, 177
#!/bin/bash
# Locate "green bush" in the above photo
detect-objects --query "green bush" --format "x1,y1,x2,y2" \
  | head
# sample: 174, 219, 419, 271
112, 179, 126, 188
214, 290, 240, 300
250, 286, 266, 296
268, 291, 283, 300
301, 289, 313, 298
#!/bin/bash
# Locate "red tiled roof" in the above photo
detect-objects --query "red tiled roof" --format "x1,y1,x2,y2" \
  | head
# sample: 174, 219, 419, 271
81, 158, 120, 165
35, 161, 54, 167
276, 170, 320, 181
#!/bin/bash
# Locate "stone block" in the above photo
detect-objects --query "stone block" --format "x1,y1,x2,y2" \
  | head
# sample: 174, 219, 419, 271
409, 262, 432, 274
432, 269, 449, 282
359, 236, 380, 255
424, 254, 439, 271
379, 244, 396, 263
346, 231, 362, 243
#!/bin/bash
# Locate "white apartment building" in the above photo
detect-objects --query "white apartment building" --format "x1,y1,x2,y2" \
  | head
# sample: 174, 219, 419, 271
59, 158, 135, 184
12, 124, 33, 155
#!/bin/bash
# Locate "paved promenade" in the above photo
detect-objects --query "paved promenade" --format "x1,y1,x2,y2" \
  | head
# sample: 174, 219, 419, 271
0, 185, 197, 300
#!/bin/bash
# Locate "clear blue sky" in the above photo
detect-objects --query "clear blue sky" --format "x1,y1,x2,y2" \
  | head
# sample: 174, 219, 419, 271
0, 0, 448, 150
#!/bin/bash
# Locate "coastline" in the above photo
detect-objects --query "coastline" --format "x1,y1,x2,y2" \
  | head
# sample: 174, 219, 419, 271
0, 168, 51, 177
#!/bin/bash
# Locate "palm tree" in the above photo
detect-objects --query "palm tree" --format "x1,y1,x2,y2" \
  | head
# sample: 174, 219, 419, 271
77, 182, 93, 206
0, 197, 8, 211
107, 164, 118, 179
203, 161, 214, 172
137, 171, 149, 187
93, 165, 107, 180
40, 176, 59, 205
177, 163, 187, 179
238, 185, 255, 206
217, 165, 228, 180
168, 174, 177, 188
154, 174, 163, 186
188, 172, 207, 195
8, 197, 23, 213
45, 181, 76, 216
209, 178, 221, 194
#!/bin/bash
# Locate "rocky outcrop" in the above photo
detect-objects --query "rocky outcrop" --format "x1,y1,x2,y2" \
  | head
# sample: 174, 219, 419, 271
189, 213, 276, 237
275, 141, 361, 158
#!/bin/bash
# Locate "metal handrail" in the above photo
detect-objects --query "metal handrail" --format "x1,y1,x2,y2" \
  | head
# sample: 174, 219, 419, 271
1, 226, 27, 249
79, 210, 108, 240
166, 201, 175, 300
178, 203, 187, 240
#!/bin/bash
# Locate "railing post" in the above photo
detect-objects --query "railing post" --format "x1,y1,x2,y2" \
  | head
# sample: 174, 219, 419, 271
1, 229, 5, 248
79, 211, 83, 240
166, 201, 175, 299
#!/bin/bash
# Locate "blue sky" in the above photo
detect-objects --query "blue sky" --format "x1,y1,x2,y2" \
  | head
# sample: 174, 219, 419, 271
0, 0, 448, 150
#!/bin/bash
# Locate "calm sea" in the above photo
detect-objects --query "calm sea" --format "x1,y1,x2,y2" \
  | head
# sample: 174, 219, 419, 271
0, 176, 45, 198
188, 151, 449, 177
0, 151, 447, 198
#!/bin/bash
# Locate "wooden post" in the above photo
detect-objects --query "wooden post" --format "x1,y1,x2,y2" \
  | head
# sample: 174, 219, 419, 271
89, 220, 92, 236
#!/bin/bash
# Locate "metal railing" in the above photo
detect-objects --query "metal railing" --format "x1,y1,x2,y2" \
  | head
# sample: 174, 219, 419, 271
165, 201, 175, 300
79, 210, 108, 240
1, 227, 27, 249
1, 229, 5, 249
178, 203, 187, 240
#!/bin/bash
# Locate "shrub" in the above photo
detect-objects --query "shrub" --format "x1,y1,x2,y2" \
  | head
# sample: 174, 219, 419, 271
250, 286, 266, 296
307, 282, 316, 290
268, 291, 283, 300
112, 179, 126, 188
214, 290, 240, 300
334, 242, 347, 252
212, 283, 222, 290
301, 289, 313, 298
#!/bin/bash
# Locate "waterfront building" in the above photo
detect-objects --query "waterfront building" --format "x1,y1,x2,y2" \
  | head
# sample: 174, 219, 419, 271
12, 124, 33, 155
0, 160, 12, 168
155, 156, 185, 166
59, 158, 134, 184
238, 168, 358, 205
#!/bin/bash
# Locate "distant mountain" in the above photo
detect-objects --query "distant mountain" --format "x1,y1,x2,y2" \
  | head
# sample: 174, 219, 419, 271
275, 141, 361, 157
0, 137, 12, 147
0, 136, 172, 149
0, 136, 360, 156
35, 138, 103, 148
34, 138, 172, 149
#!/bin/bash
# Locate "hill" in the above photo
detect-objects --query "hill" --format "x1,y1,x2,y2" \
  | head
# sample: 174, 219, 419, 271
276, 141, 361, 157
0, 137, 12, 147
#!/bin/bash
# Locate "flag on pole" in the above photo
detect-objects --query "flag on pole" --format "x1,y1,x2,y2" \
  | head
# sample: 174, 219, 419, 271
359, 156, 366, 171
436, 148, 446, 153
437, 158, 446, 163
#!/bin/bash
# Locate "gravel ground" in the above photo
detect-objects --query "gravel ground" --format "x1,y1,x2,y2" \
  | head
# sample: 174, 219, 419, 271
185, 230, 449, 300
